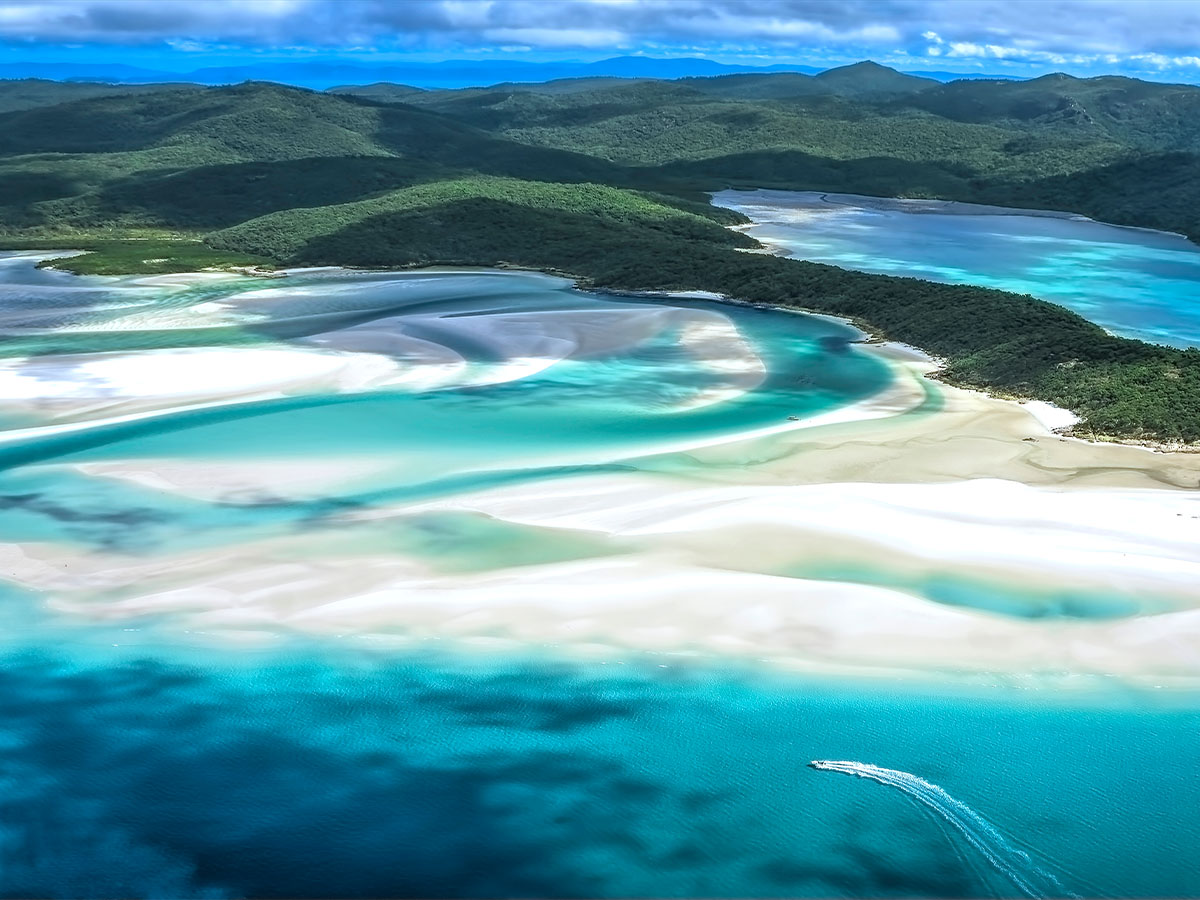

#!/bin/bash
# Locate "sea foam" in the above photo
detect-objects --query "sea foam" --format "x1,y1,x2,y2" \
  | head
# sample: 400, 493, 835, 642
810, 760, 1073, 898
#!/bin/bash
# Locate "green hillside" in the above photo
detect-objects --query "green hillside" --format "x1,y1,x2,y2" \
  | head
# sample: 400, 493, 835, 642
0, 78, 204, 114
326, 82, 427, 103
6, 73, 1199, 238
402, 69, 1200, 238
677, 61, 937, 101
0, 83, 679, 234
206, 176, 753, 264
808, 60, 938, 96
909, 73, 1200, 148
0, 83, 391, 158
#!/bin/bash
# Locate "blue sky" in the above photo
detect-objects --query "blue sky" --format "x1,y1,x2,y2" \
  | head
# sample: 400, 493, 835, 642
3, 0, 1200, 82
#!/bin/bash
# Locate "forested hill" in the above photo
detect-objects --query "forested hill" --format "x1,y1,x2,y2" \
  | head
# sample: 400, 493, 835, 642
0, 79, 205, 114
388, 65, 1200, 240
2, 70, 1200, 441
6, 65, 1200, 240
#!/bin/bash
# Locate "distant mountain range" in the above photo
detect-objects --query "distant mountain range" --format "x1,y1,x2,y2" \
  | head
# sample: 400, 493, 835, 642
0, 56, 1025, 90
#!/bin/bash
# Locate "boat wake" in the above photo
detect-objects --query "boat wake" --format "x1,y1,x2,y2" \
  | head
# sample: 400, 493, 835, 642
809, 760, 1073, 898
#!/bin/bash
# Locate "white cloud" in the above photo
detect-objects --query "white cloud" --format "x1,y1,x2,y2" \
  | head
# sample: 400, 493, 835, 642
3, 0, 1200, 81
485, 27, 625, 47
946, 41, 986, 57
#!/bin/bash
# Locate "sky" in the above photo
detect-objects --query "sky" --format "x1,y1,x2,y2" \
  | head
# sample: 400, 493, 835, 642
3, 0, 1200, 82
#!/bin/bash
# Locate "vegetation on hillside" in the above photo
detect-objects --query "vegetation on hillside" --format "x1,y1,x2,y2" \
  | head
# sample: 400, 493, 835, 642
4, 238, 272, 274
403, 71, 1200, 238
206, 176, 754, 262
0, 78, 204, 114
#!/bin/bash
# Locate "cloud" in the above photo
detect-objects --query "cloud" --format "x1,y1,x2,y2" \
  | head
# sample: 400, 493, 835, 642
2, 0, 1200, 80
484, 27, 628, 49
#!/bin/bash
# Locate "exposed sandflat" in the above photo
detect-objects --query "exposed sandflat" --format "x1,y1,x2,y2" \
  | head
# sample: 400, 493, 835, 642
2, 340, 1190, 689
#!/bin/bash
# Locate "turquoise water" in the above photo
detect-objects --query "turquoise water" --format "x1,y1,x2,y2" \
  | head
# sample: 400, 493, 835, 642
2, 611, 1198, 898
715, 189, 1200, 348
0, 264, 888, 474
0, 261, 889, 551
1, 254, 1198, 898
787, 561, 1156, 620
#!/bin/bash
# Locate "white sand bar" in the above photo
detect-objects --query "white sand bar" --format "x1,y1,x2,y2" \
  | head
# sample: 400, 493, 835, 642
5, 260, 1200, 689
8, 335, 1194, 688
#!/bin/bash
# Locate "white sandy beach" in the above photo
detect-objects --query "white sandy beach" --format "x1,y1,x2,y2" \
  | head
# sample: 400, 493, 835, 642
6, 341, 1195, 688
4, 469, 1200, 687
4, 260, 1200, 688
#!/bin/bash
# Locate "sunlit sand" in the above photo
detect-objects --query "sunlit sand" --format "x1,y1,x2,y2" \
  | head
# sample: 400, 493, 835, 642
3, 260, 1199, 689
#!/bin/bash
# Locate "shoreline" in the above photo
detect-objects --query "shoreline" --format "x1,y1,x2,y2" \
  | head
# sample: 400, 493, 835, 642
4, 249, 1197, 457
610, 284, 1200, 454
5, 248, 1195, 454
714, 187, 1198, 244
699, 199, 1200, 451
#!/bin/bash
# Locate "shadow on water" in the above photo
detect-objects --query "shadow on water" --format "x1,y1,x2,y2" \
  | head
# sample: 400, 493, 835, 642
0, 647, 994, 899
1, 635, 1194, 899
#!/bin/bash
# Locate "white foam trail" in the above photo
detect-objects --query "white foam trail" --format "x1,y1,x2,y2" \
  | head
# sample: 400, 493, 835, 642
810, 760, 1073, 898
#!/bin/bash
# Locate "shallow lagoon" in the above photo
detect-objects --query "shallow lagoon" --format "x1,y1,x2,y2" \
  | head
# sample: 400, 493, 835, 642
714, 189, 1200, 348
1, 253, 1199, 898
0, 260, 890, 536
